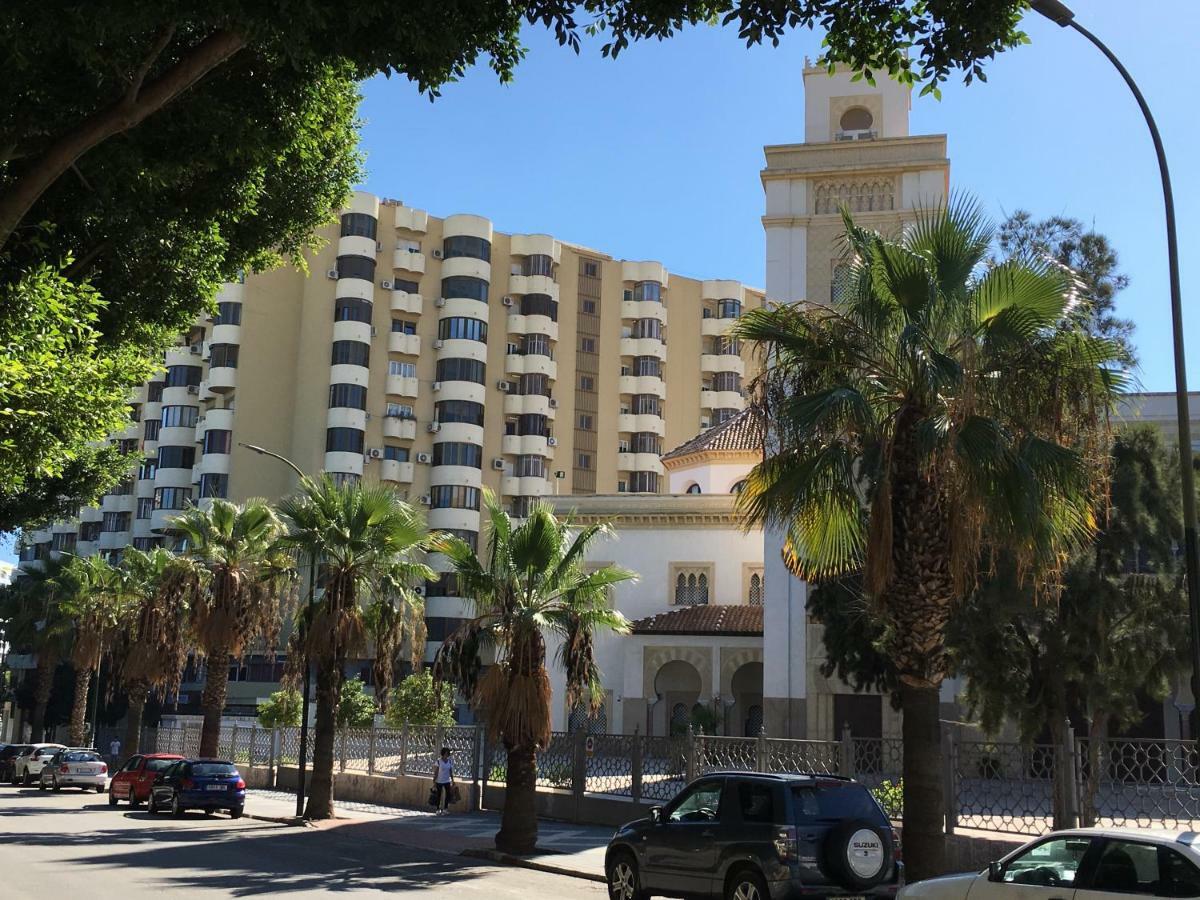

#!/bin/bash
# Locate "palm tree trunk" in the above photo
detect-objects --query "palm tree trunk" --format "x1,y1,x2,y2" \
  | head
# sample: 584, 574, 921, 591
305, 659, 341, 819
496, 742, 538, 854
124, 681, 150, 755
900, 684, 944, 880
30, 655, 56, 741
69, 666, 93, 747
199, 641, 231, 758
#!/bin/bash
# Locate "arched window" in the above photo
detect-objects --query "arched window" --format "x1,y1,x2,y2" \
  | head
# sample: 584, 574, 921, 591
687, 574, 697, 606
832, 262, 851, 303
697, 574, 709, 605
840, 107, 874, 132
685, 483, 701, 494
670, 703, 689, 733
675, 573, 688, 606
748, 573, 763, 607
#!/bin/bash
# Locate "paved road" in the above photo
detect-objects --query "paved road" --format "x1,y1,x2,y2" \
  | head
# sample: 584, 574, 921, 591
0, 787, 607, 899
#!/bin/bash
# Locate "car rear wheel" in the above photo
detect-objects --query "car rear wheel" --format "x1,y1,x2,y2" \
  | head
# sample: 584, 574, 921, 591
606, 852, 647, 900
725, 868, 768, 900
94, 784, 104, 793
23, 771, 32, 786
147, 795, 159, 815
129, 791, 141, 808
171, 794, 184, 818
230, 806, 244, 819
37, 778, 46, 792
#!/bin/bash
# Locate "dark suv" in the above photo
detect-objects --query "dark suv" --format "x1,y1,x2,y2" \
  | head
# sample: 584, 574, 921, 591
605, 772, 902, 900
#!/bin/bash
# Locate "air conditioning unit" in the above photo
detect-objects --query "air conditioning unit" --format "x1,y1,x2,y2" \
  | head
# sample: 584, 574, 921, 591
416, 452, 431, 464
491, 458, 505, 471
432, 339, 444, 350
501, 296, 514, 307
187, 385, 200, 395
189, 343, 202, 355
431, 381, 442, 392
497, 381, 512, 393
435, 297, 447, 308
547, 437, 558, 447
432, 248, 444, 259
426, 422, 440, 433
367, 448, 384, 459
326, 268, 339, 280
419, 494, 431, 506
381, 280, 393, 290
548, 398, 558, 409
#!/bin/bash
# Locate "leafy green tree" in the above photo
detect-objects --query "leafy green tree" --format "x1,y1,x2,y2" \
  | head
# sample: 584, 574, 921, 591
173, 499, 294, 758
257, 688, 303, 729
385, 671, 457, 729
336, 677, 377, 728
276, 476, 433, 819
734, 200, 1122, 878
433, 491, 635, 854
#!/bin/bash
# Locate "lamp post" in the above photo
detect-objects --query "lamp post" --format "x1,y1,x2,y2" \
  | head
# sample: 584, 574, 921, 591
238, 442, 316, 817
1031, 0, 1200, 727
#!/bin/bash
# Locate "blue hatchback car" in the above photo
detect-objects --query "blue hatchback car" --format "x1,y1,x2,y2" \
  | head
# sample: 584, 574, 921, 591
148, 758, 246, 818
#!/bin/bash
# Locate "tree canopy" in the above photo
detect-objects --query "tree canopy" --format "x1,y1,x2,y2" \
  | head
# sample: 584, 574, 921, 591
385, 670, 457, 729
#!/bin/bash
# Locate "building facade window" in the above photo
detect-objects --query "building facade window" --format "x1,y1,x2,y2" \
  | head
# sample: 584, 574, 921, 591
748, 570, 764, 606
672, 567, 711, 606
157, 446, 195, 469
331, 340, 370, 367
581, 336, 597, 353
517, 414, 548, 437
393, 278, 419, 293
630, 432, 660, 454
102, 512, 132, 532
335, 297, 373, 323
132, 537, 162, 551
442, 529, 478, 552
631, 394, 660, 416
392, 318, 417, 334
686, 483, 702, 494
330, 472, 361, 489
429, 484, 481, 510
336, 254, 376, 282
51, 533, 77, 553
578, 413, 593, 430
164, 365, 202, 388
325, 427, 365, 454
340, 212, 378, 239
521, 293, 557, 320
629, 471, 659, 493
329, 383, 367, 410
383, 446, 410, 462
215, 302, 242, 326
138, 459, 157, 481
523, 333, 552, 357
718, 298, 742, 319
154, 487, 192, 510
577, 452, 592, 470
523, 254, 553, 277
209, 344, 239, 368
390, 360, 418, 378
385, 402, 414, 419
437, 317, 488, 342
520, 373, 549, 396
515, 455, 545, 478
632, 318, 662, 340
632, 281, 662, 302
116, 438, 139, 456
160, 405, 199, 429
579, 375, 594, 391
712, 371, 741, 393
432, 442, 482, 468
203, 429, 232, 455
426, 572, 460, 597
634, 356, 661, 377
79, 522, 101, 542
713, 408, 739, 424
147, 382, 164, 402
442, 235, 491, 262
441, 275, 490, 303
435, 357, 485, 384
136, 497, 155, 519
199, 473, 229, 499
434, 400, 485, 426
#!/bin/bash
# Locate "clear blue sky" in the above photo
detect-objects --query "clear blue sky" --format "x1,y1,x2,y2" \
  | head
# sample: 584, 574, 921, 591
359, 0, 1198, 395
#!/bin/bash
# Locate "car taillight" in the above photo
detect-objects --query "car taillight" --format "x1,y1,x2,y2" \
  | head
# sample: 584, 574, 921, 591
180, 778, 194, 790
774, 826, 798, 862
892, 828, 902, 862
99, 763, 107, 774
235, 778, 245, 790
59, 765, 69, 774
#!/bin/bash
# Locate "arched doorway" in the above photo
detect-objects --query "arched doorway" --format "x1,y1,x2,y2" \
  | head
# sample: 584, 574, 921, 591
654, 659, 702, 736
730, 661, 764, 737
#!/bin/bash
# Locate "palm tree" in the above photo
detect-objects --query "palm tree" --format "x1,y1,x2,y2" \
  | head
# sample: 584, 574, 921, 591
432, 491, 635, 854
276, 476, 433, 819
173, 499, 294, 758
113, 548, 203, 754
733, 200, 1123, 879
57, 555, 131, 747
363, 569, 427, 715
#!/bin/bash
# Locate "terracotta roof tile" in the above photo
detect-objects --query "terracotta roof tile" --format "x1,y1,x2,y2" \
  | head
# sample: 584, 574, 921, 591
661, 408, 764, 461
631, 604, 763, 636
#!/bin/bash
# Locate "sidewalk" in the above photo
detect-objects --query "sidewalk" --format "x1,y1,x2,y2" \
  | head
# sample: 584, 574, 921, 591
245, 788, 613, 882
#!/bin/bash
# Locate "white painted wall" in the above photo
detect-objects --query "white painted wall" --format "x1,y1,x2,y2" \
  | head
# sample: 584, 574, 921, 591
666, 459, 753, 494
803, 67, 911, 142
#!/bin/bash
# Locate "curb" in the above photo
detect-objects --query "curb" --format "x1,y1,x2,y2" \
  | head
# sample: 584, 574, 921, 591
246, 813, 313, 827
461, 847, 605, 883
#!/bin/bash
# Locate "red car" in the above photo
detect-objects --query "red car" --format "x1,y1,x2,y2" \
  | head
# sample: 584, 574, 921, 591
108, 753, 184, 806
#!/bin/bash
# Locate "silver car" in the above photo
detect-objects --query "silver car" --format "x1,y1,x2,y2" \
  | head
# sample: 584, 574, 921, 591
39, 748, 107, 793
13, 743, 65, 785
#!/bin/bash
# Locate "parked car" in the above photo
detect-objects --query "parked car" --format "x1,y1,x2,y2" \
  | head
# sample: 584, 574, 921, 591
899, 828, 1200, 900
12, 743, 66, 785
0, 744, 31, 784
108, 753, 184, 806
39, 748, 107, 793
605, 771, 901, 900
148, 759, 246, 818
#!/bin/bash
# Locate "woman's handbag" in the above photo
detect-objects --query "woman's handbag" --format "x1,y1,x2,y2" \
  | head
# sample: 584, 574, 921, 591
449, 783, 461, 805
428, 784, 439, 807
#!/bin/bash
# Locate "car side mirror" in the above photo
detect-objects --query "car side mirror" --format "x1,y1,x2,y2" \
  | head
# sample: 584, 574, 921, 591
988, 862, 1002, 882
650, 806, 664, 824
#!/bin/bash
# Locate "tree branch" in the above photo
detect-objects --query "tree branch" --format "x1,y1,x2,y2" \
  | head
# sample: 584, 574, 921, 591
126, 24, 178, 99
0, 28, 246, 250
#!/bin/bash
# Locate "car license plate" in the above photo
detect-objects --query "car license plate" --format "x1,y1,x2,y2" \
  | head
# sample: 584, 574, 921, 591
80, 767, 98, 775
205, 784, 225, 792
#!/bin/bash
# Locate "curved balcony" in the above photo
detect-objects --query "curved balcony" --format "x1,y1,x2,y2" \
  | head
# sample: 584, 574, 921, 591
432, 423, 484, 447
507, 274, 558, 299
392, 248, 426, 275
617, 414, 665, 436
159, 426, 196, 449
700, 390, 746, 411
160, 384, 197, 406
207, 365, 237, 393
206, 409, 235, 431
383, 417, 417, 441
98, 530, 131, 551
443, 213, 493, 242
117, 421, 141, 441
500, 476, 551, 497
391, 290, 422, 316
329, 364, 369, 389
432, 381, 485, 406
505, 313, 558, 342
164, 347, 197, 368
380, 460, 415, 484
440, 255, 490, 283
428, 465, 483, 489
76, 540, 99, 557
438, 297, 488, 321
504, 354, 557, 380
701, 317, 736, 338
385, 375, 419, 398
503, 394, 554, 418
388, 333, 421, 356
199, 380, 216, 402
501, 434, 551, 457
509, 234, 560, 262
79, 507, 103, 524
344, 190, 379, 218
621, 260, 669, 286
393, 206, 428, 233
150, 508, 186, 534
327, 407, 367, 431
700, 354, 746, 376
333, 320, 372, 345
426, 508, 480, 533
338, 235, 377, 261
324, 451, 364, 476
51, 521, 78, 536
621, 300, 668, 323
617, 453, 665, 476
618, 375, 666, 398
136, 478, 156, 500
211, 323, 242, 345
619, 337, 666, 360
215, 281, 245, 304
437, 339, 487, 364
198, 452, 231, 476
701, 279, 745, 302
154, 466, 194, 490
335, 277, 373, 302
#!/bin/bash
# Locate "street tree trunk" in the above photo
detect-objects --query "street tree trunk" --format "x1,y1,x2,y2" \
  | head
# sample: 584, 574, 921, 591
69, 666, 93, 747
900, 684, 944, 880
124, 681, 150, 756
305, 660, 341, 819
30, 655, 56, 741
496, 743, 538, 855
199, 641, 232, 758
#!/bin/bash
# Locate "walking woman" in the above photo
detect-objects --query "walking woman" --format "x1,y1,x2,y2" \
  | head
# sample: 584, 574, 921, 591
432, 747, 454, 815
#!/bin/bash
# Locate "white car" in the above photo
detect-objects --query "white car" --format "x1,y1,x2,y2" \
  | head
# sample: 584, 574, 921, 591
901, 828, 1200, 900
13, 743, 65, 785
39, 748, 107, 793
